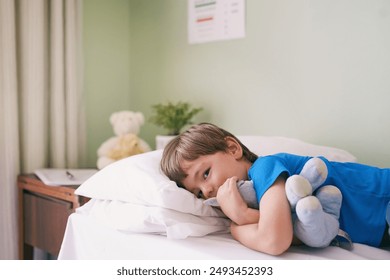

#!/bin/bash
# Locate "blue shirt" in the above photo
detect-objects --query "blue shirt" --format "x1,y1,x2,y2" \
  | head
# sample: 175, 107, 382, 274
248, 153, 390, 247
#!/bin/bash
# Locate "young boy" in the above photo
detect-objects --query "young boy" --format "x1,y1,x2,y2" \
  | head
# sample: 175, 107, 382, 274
161, 122, 390, 255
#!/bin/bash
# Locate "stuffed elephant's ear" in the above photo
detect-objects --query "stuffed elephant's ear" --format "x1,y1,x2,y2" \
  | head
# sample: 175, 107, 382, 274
204, 180, 259, 209
203, 198, 220, 207
237, 180, 259, 209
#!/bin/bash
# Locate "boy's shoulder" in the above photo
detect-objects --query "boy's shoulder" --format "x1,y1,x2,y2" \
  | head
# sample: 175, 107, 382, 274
251, 153, 311, 175
255, 153, 308, 162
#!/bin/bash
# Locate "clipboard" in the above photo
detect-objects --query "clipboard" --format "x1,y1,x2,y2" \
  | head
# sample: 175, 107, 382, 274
34, 168, 98, 186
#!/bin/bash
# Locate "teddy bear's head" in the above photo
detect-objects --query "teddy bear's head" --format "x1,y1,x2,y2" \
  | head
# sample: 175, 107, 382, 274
110, 110, 145, 136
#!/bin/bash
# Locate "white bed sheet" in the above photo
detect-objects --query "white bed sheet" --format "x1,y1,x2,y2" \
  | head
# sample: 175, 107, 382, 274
58, 212, 390, 260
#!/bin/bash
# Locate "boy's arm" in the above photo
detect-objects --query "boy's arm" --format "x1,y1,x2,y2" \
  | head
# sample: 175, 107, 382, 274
230, 176, 293, 255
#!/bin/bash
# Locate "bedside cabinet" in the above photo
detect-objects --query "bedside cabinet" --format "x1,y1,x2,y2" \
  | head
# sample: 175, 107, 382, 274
17, 174, 89, 259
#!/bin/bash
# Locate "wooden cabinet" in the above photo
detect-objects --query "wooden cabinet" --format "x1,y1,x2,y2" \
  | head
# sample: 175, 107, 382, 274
17, 174, 88, 259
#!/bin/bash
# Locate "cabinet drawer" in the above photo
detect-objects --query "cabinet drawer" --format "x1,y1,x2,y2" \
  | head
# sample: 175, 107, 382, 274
23, 192, 72, 256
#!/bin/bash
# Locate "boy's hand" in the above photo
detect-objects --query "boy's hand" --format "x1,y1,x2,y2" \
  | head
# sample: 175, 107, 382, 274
216, 176, 250, 224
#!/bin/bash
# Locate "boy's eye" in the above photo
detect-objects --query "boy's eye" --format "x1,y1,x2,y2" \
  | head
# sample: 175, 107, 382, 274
203, 168, 210, 179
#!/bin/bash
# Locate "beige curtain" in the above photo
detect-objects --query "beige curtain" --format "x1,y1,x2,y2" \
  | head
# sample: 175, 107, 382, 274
0, 0, 85, 259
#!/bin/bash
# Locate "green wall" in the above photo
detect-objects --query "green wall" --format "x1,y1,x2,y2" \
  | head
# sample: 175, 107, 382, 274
83, 0, 132, 166
83, 0, 390, 167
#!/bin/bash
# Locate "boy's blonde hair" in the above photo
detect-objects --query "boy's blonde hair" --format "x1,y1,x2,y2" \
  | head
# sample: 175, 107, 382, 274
161, 122, 258, 187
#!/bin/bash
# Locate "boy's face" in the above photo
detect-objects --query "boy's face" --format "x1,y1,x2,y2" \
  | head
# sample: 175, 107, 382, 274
181, 149, 250, 199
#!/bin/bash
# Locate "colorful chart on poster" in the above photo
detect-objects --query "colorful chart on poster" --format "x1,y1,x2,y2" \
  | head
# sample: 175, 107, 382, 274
188, 0, 245, 44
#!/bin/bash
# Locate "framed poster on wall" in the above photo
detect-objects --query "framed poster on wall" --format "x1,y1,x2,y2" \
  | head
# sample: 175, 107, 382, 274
188, 0, 246, 44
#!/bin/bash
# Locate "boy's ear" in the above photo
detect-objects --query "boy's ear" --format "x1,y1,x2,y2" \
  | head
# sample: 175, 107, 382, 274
225, 136, 243, 159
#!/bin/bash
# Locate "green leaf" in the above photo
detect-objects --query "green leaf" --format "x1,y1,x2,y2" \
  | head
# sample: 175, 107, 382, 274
149, 101, 203, 135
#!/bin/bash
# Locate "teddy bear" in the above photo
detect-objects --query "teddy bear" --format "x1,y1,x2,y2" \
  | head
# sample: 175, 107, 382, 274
204, 157, 353, 249
97, 110, 151, 169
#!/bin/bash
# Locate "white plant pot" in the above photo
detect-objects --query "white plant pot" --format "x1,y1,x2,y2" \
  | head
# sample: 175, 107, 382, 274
155, 135, 176, 150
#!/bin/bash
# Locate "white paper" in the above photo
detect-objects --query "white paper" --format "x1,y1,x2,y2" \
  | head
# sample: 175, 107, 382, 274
188, 0, 246, 44
34, 168, 98, 186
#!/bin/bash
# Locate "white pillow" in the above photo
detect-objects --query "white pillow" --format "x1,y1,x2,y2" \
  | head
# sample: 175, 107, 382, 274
76, 136, 356, 239
77, 199, 230, 239
77, 150, 222, 216
237, 136, 357, 162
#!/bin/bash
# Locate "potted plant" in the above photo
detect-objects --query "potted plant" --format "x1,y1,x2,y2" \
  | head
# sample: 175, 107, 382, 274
150, 101, 203, 149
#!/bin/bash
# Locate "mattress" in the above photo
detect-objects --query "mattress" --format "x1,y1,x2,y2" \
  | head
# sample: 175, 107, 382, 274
58, 212, 390, 260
